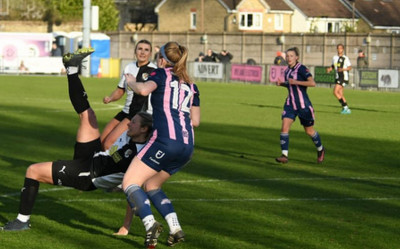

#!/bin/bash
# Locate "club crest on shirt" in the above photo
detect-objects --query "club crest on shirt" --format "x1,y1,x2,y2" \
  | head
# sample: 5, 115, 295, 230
142, 73, 149, 81
124, 149, 133, 158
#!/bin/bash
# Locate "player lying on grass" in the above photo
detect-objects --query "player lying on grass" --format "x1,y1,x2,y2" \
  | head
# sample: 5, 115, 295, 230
0, 48, 153, 231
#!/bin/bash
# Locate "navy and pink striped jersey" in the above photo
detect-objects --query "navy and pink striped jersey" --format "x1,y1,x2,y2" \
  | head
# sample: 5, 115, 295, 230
147, 67, 195, 146
283, 63, 313, 110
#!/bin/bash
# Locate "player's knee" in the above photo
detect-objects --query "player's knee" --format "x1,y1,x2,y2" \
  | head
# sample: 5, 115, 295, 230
305, 129, 315, 137
143, 182, 160, 192
26, 163, 40, 180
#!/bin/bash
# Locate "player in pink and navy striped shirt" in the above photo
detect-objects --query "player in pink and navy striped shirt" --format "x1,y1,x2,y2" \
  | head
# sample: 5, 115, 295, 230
122, 42, 199, 248
275, 47, 325, 164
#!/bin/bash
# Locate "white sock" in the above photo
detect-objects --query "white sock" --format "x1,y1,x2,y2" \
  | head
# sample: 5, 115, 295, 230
282, 150, 288, 157
165, 212, 182, 234
66, 66, 78, 75
317, 146, 323, 151
142, 215, 155, 231
17, 214, 30, 223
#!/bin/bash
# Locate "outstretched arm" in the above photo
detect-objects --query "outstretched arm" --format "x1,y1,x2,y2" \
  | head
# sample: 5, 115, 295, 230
103, 88, 124, 104
113, 203, 133, 236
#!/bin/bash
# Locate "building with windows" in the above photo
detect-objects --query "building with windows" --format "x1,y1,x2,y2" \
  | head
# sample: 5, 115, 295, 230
155, 0, 293, 33
283, 0, 356, 33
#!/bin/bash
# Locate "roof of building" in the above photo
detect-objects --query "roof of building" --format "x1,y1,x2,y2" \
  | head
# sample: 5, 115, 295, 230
288, 0, 353, 18
264, 0, 292, 11
352, 0, 400, 27
220, 0, 292, 11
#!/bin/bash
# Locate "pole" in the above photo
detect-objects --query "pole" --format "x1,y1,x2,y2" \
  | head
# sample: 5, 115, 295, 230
82, 0, 91, 77
352, 1, 355, 30
201, 0, 204, 32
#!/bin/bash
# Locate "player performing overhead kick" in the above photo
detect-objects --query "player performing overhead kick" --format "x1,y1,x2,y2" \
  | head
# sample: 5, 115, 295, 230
1, 48, 153, 231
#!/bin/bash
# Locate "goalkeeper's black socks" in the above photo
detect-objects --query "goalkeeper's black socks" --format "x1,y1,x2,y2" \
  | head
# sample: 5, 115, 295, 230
67, 73, 90, 114
19, 177, 39, 216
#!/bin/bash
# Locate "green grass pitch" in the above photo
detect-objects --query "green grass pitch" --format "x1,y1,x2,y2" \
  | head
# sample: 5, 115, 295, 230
0, 75, 399, 249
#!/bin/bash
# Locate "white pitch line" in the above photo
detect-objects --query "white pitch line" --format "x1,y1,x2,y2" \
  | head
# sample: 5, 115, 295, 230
0, 187, 74, 198
167, 176, 400, 184
36, 196, 400, 203
1, 176, 399, 199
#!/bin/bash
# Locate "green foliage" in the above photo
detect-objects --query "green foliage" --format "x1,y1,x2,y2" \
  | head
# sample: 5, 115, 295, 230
342, 21, 357, 33
58, 0, 84, 20
92, 0, 120, 31
5, 0, 118, 31
0, 75, 399, 249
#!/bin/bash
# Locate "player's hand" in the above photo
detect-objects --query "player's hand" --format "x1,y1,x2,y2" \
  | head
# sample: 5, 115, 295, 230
113, 226, 129, 236
103, 96, 111, 104
125, 73, 136, 84
326, 67, 332, 73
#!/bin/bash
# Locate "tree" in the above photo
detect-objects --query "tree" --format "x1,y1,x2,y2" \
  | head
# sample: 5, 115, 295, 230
43, 0, 119, 32
4, 0, 119, 32
92, 0, 119, 31
41, 0, 62, 32
38, 0, 83, 32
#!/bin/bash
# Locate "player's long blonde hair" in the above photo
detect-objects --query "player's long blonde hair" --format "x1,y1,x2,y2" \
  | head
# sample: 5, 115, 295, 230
161, 42, 192, 84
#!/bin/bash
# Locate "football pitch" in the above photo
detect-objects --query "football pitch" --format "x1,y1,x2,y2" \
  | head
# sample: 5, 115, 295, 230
0, 75, 399, 249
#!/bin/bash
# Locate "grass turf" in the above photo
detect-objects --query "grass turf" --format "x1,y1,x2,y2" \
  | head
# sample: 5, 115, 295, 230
0, 75, 399, 249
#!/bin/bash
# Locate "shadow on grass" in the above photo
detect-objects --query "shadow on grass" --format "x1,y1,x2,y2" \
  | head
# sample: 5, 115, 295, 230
1, 104, 399, 248
171, 122, 400, 248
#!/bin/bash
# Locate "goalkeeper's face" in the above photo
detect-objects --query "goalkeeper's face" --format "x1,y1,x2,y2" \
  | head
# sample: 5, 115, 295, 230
135, 43, 152, 65
127, 115, 141, 137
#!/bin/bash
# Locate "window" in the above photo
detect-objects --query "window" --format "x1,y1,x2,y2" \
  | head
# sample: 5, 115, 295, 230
327, 22, 341, 33
190, 12, 197, 30
239, 12, 262, 30
275, 14, 283, 31
327, 23, 333, 33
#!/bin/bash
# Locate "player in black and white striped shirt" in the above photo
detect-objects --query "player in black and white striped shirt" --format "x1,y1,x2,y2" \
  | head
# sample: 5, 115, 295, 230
101, 39, 157, 150
326, 43, 352, 114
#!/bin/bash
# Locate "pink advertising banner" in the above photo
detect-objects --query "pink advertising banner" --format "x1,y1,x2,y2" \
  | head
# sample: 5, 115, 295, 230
230, 64, 263, 82
269, 65, 287, 83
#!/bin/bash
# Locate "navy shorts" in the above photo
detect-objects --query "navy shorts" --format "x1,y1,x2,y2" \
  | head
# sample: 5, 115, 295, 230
137, 136, 193, 175
282, 104, 315, 127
